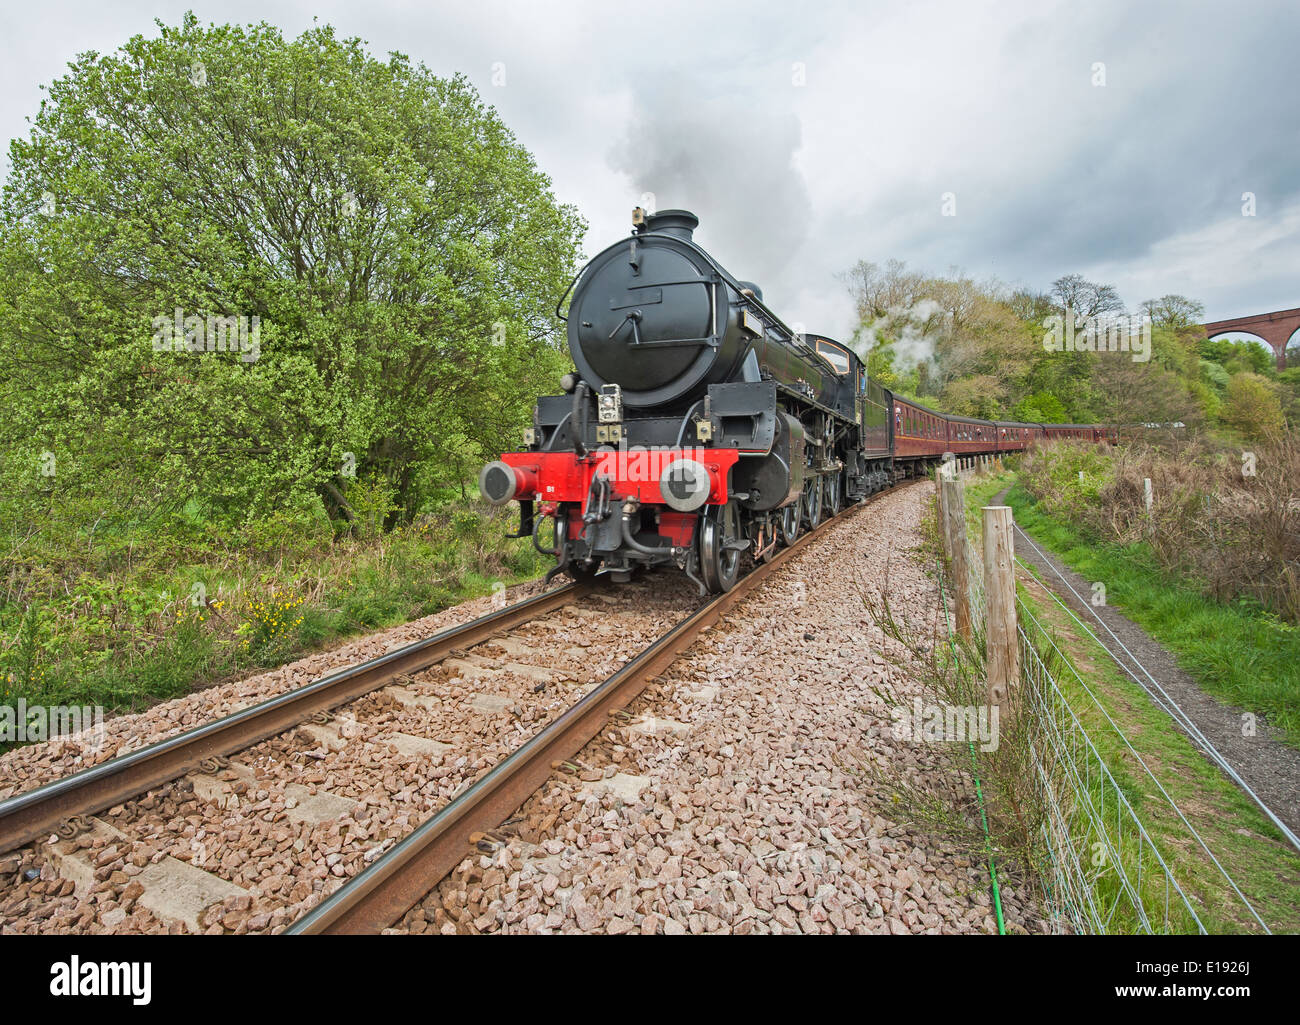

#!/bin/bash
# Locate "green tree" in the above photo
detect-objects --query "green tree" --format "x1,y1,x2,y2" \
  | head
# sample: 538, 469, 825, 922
859, 336, 898, 389
1221, 373, 1284, 440
1050, 273, 1126, 320
1140, 294, 1204, 331
1200, 359, 1231, 391
1277, 367, 1300, 424
1202, 337, 1275, 376
0, 15, 583, 529
1149, 324, 1193, 376
940, 375, 1003, 419
841, 262, 1223, 432
1012, 391, 1067, 423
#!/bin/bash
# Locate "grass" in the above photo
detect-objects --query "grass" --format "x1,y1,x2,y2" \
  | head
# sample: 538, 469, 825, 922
1013, 571, 1300, 933
1000, 483, 1300, 746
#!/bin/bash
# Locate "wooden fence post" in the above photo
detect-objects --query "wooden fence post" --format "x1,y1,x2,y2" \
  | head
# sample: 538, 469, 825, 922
1144, 477, 1153, 516
983, 506, 1017, 717
941, 465, 951, 559
936, 464, 951, 559
942, 475, 972, 640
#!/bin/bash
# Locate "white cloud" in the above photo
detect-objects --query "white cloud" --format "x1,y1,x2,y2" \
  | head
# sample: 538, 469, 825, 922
2, 0, 1296, 338
1084, 200, 1300, 321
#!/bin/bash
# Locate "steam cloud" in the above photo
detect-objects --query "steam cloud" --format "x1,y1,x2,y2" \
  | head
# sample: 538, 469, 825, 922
854, 298, 948, 369
607, 85, 812, 304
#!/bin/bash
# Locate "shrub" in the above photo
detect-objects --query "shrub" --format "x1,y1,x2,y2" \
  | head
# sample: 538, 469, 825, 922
1221, 373, 1284, 441
1018, 434, 1300, 623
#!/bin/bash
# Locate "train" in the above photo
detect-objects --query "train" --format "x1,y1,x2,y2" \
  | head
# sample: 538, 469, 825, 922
479, 208, 1116, 593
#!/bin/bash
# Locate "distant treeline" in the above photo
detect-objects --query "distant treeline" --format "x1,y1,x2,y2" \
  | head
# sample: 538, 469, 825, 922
842, 260, 1297, 439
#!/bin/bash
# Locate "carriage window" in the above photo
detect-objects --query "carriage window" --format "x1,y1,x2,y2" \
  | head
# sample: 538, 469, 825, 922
815, 340, 851, 375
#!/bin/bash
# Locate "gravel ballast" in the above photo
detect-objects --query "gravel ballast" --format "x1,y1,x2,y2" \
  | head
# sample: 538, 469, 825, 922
2, 485, 1029, 934
397, 485, 1026, 934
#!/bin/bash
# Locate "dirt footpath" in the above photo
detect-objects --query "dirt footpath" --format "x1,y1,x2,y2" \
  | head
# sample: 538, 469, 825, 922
1002, 491, 1300, 842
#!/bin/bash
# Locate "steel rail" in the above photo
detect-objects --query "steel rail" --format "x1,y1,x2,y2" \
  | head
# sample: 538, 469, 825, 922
288, 496, 877, 934
0, 582, 581, 855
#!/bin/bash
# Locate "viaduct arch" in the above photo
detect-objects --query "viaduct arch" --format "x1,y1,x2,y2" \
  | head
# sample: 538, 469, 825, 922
1202, 307, 1300, 372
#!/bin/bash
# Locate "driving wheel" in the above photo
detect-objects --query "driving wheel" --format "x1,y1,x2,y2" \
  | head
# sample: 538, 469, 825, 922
699, 501, 742, 593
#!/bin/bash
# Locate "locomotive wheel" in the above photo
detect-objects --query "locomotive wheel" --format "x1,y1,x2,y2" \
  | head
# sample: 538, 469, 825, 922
699, 502, 741, 593
778, 498, 801, 546
757, 517, 778, 563
825, 473, 842, 517
566, 561, 601, 583
803, 475, 822, 529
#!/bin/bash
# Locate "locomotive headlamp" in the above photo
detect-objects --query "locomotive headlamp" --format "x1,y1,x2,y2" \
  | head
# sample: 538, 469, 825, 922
660, 458, 712, 512
598, 383, 623, 424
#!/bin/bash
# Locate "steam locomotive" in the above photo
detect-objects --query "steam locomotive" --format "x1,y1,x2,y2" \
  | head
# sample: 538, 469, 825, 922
480, 209, 1114, 593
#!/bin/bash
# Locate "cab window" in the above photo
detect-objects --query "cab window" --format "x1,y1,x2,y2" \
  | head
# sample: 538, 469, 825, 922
815, 339, 851, 375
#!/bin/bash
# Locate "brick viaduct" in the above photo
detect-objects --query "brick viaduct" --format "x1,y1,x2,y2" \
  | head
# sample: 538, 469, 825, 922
1202, 307, 1300, 372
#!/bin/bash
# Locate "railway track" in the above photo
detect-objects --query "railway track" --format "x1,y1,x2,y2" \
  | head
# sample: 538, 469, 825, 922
0, 585, 585, 859
0, 490, 879, 934
289, 495, 874, 933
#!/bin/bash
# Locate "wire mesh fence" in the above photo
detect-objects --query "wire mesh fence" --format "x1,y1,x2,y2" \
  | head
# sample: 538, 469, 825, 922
934, 463, 1271, 934
1017, 606, 1210, 933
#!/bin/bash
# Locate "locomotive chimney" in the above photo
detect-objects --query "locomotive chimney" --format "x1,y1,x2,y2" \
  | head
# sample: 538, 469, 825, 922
644, 209, 699, 240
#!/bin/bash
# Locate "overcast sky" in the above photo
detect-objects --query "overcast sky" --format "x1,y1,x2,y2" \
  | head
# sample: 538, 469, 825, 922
2, 0, 1296, 342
